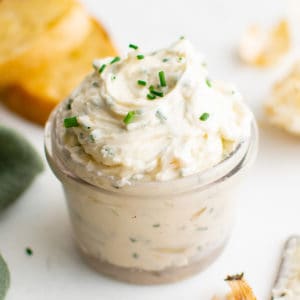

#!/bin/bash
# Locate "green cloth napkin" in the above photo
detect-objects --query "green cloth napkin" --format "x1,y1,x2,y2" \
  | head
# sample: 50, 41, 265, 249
0, 253, 9, 300
0, 126, 44, 210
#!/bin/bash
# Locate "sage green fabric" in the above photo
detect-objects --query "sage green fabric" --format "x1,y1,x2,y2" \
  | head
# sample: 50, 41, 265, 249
0, 126, 44, 210
0, 253, 9, 300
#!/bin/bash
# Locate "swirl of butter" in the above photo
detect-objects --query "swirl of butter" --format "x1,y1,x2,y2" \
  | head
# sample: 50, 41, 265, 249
56, 39, 253, 187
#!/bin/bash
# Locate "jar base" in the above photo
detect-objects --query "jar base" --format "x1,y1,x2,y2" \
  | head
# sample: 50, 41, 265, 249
77, 241, 228, 285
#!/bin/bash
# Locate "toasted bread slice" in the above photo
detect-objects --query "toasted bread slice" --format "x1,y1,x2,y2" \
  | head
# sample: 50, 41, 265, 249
0, 0, 91, 84
1, 19, 117, 125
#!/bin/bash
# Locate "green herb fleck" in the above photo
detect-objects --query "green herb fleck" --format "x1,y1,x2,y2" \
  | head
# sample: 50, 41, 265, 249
98, 64, 106, 74
196, 226, 208, 231
147, 94, 156, 100
199, 113, 210, 121
231, 90, 235, 95
64, 116, 79, 128
149, 86, 163, 97
155, 110, 167, 122
129, 238, 137, 243
206, 78, 212, 88
123, 111, 136, 125
180, 35, 185, 40
162, 58, 169, 62
153, 223, 160, 228
150, 90, 164, 97
178, 57, 183, 62
25, 247, 33, 256
89, 134, 95, 142
66, 98, 73, 110
158, 71, 167, 87
137, 54, 144, 60
279, 293, 287, 298
132, 252, 139, 259
92, 81, 100, 87
111, 208, 119, 216
111, 75, 116, 81
129, 43, 138, 50
102, 146, 115, 157
137, 80, 147, 86
110, 56, 121, 64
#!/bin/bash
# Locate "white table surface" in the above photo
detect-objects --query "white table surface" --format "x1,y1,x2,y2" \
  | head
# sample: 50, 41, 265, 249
1, 0, 300, 299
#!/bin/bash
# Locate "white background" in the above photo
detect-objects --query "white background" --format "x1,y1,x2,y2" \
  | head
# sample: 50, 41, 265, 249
1, 0, 300, 299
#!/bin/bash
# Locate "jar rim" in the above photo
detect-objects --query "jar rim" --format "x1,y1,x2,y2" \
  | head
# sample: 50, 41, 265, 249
45, 107, 258, 197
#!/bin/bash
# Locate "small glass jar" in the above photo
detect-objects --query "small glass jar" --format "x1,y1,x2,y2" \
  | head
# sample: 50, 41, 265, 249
45, 108, 258, 284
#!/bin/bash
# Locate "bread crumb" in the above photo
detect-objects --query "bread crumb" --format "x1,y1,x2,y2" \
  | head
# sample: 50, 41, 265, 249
238, 19, 290, 67
265, 63, 300, 135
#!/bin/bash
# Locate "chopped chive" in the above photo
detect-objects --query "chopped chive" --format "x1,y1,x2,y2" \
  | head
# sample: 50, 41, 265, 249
153, 223, 160, 228
110, 56, 121, 64
89, 134, 95, 142
25, 247, 33, 256
129, 43, 138, 50
98, 64, 106, 74
132, 252, 139, 259
123, 111, 136, 124
137, 54, 144, 60
150, 89, 164, 97
155, 110, 167, 122
64, 116, 79, 128
137, 80, 147, 86
129, 237, 137, 243
199, 112, 210, 121
92, 81, 100, 87
158, 71, 167, 87
66, 98, 73, 110
162, 58, 169, 62
206, 78, 212, 88
180, 35, 185, 40
178, 57, 183, 62
147, 94, 156, 100
111, 75, 116, 81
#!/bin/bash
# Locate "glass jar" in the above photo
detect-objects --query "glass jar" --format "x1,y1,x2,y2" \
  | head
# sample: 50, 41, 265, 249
45, 108, 258, 284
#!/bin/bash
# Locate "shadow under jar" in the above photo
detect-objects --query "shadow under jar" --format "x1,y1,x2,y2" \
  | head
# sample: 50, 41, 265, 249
45, 109, 258, 285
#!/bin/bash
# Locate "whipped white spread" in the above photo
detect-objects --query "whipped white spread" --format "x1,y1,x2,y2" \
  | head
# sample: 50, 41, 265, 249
49, 39, 256, 274
55, 39, 252, 187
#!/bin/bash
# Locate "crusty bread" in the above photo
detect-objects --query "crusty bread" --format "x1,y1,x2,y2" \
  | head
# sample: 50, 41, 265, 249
0, 0, 91, 85
1, 19, 117, 125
